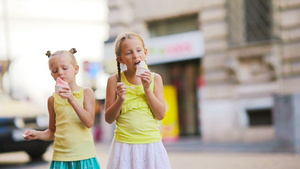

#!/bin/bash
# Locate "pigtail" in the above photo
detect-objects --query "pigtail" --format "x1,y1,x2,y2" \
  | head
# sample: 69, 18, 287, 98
117, 60, 121, 82
46, 51, 51, 58
69, 48, 77, 54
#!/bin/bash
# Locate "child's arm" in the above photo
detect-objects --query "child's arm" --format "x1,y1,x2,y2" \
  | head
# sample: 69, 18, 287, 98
141, 72, 166, 120
104, 75, 126, 124
68, 88, 96, 128
24, 96, 56, 141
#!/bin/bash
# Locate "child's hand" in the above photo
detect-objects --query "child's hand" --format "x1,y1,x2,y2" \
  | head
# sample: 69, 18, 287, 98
23, 130, 39, 141
59, 87, 74, 101
140, 71, 151, 90
116, 82, 126, 101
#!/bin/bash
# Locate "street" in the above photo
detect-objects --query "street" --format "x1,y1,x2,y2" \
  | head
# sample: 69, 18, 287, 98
1, 142, 300, 169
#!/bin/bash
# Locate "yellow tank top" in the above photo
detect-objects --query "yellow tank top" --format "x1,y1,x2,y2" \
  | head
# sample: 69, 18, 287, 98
52, 88, 97, 161
114, 72, 162, 144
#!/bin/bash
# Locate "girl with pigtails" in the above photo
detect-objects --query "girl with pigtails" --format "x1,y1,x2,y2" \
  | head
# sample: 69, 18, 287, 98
105, 32, 172, 169
24, 48, 101, 169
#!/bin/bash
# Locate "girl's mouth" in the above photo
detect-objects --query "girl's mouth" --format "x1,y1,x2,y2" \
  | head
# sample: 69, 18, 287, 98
134, 61, 141, 68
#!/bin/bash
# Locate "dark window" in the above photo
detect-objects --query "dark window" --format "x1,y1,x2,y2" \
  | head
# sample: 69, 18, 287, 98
246, 108, 273, 126
245, 0, 272, 43
148, 14, 198, 37
228, 0, 273, 46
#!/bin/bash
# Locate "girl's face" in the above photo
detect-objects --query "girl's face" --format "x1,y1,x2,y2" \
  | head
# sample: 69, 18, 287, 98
118, 38, 148, 71
48, 53, 79, 83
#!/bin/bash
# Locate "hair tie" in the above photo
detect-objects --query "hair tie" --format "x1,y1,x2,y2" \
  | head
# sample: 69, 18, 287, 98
69, 48, 77, 54
46, 51, 51, 58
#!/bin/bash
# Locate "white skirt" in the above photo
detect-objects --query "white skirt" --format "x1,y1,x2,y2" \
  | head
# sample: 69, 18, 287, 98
106, 139, 172, 169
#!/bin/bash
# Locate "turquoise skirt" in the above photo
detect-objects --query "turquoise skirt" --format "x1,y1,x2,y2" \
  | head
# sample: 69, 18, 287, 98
50, 157, 100, 169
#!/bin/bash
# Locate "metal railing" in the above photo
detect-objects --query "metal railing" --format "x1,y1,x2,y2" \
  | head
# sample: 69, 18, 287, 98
228, 0, 273, 47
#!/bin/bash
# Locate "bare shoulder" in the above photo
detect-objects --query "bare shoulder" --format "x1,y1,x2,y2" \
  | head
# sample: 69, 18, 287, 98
107, 74, 118, 85
154, 73, 163, 82
83, 87, 94, 93
83, 87, 95, 97
108, 74, 118, 82
48, 96, 54, 103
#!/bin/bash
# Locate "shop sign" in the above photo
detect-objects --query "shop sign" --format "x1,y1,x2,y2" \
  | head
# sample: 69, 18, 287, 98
146, 31, 204, 65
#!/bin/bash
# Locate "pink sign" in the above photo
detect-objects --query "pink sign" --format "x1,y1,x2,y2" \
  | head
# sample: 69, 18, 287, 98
146, 31, 204, 64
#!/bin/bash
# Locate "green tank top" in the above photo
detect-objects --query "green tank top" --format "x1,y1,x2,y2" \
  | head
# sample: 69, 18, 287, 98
52, 88, 97, 161
114, 72, 162, 144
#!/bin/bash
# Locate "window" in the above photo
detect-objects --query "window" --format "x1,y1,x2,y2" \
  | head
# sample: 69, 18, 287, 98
148, 14, 198, 37
246, 108, 273, 126
228, 0, 273, 46
245, 0, 272, 43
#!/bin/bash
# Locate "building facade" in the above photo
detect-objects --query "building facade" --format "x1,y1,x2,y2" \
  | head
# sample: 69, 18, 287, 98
103, 0, 300, 144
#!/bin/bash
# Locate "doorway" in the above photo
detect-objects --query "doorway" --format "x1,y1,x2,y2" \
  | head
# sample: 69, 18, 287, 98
150, 59, 201, 136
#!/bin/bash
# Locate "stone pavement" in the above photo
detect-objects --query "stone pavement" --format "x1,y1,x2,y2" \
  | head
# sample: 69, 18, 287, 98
162, 137, 300, 169
163, 137, 292, 153
1, 138, 300, 169
94, 137, 300, 169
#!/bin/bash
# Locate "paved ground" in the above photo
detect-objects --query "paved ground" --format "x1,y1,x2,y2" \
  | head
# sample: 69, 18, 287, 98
1, 139, 300, 169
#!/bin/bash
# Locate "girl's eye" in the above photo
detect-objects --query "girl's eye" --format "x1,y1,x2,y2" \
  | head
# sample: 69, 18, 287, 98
126, 52, 132, 55
63, 67, 68, 70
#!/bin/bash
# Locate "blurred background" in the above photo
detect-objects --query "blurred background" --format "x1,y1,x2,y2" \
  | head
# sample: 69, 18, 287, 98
1, 0, 300, 168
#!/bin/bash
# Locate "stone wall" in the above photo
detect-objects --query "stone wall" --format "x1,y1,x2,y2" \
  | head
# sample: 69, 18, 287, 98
279, 0, 300, 94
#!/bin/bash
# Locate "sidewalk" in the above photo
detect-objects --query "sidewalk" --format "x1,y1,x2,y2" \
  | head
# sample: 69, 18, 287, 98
95, 137, 300, 169
163, 136, 293, 153
1, 138, 299, 169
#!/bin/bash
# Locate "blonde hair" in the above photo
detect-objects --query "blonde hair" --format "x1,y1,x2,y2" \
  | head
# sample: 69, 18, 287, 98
114, 32, 146, 82
46, 48, 78, 68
